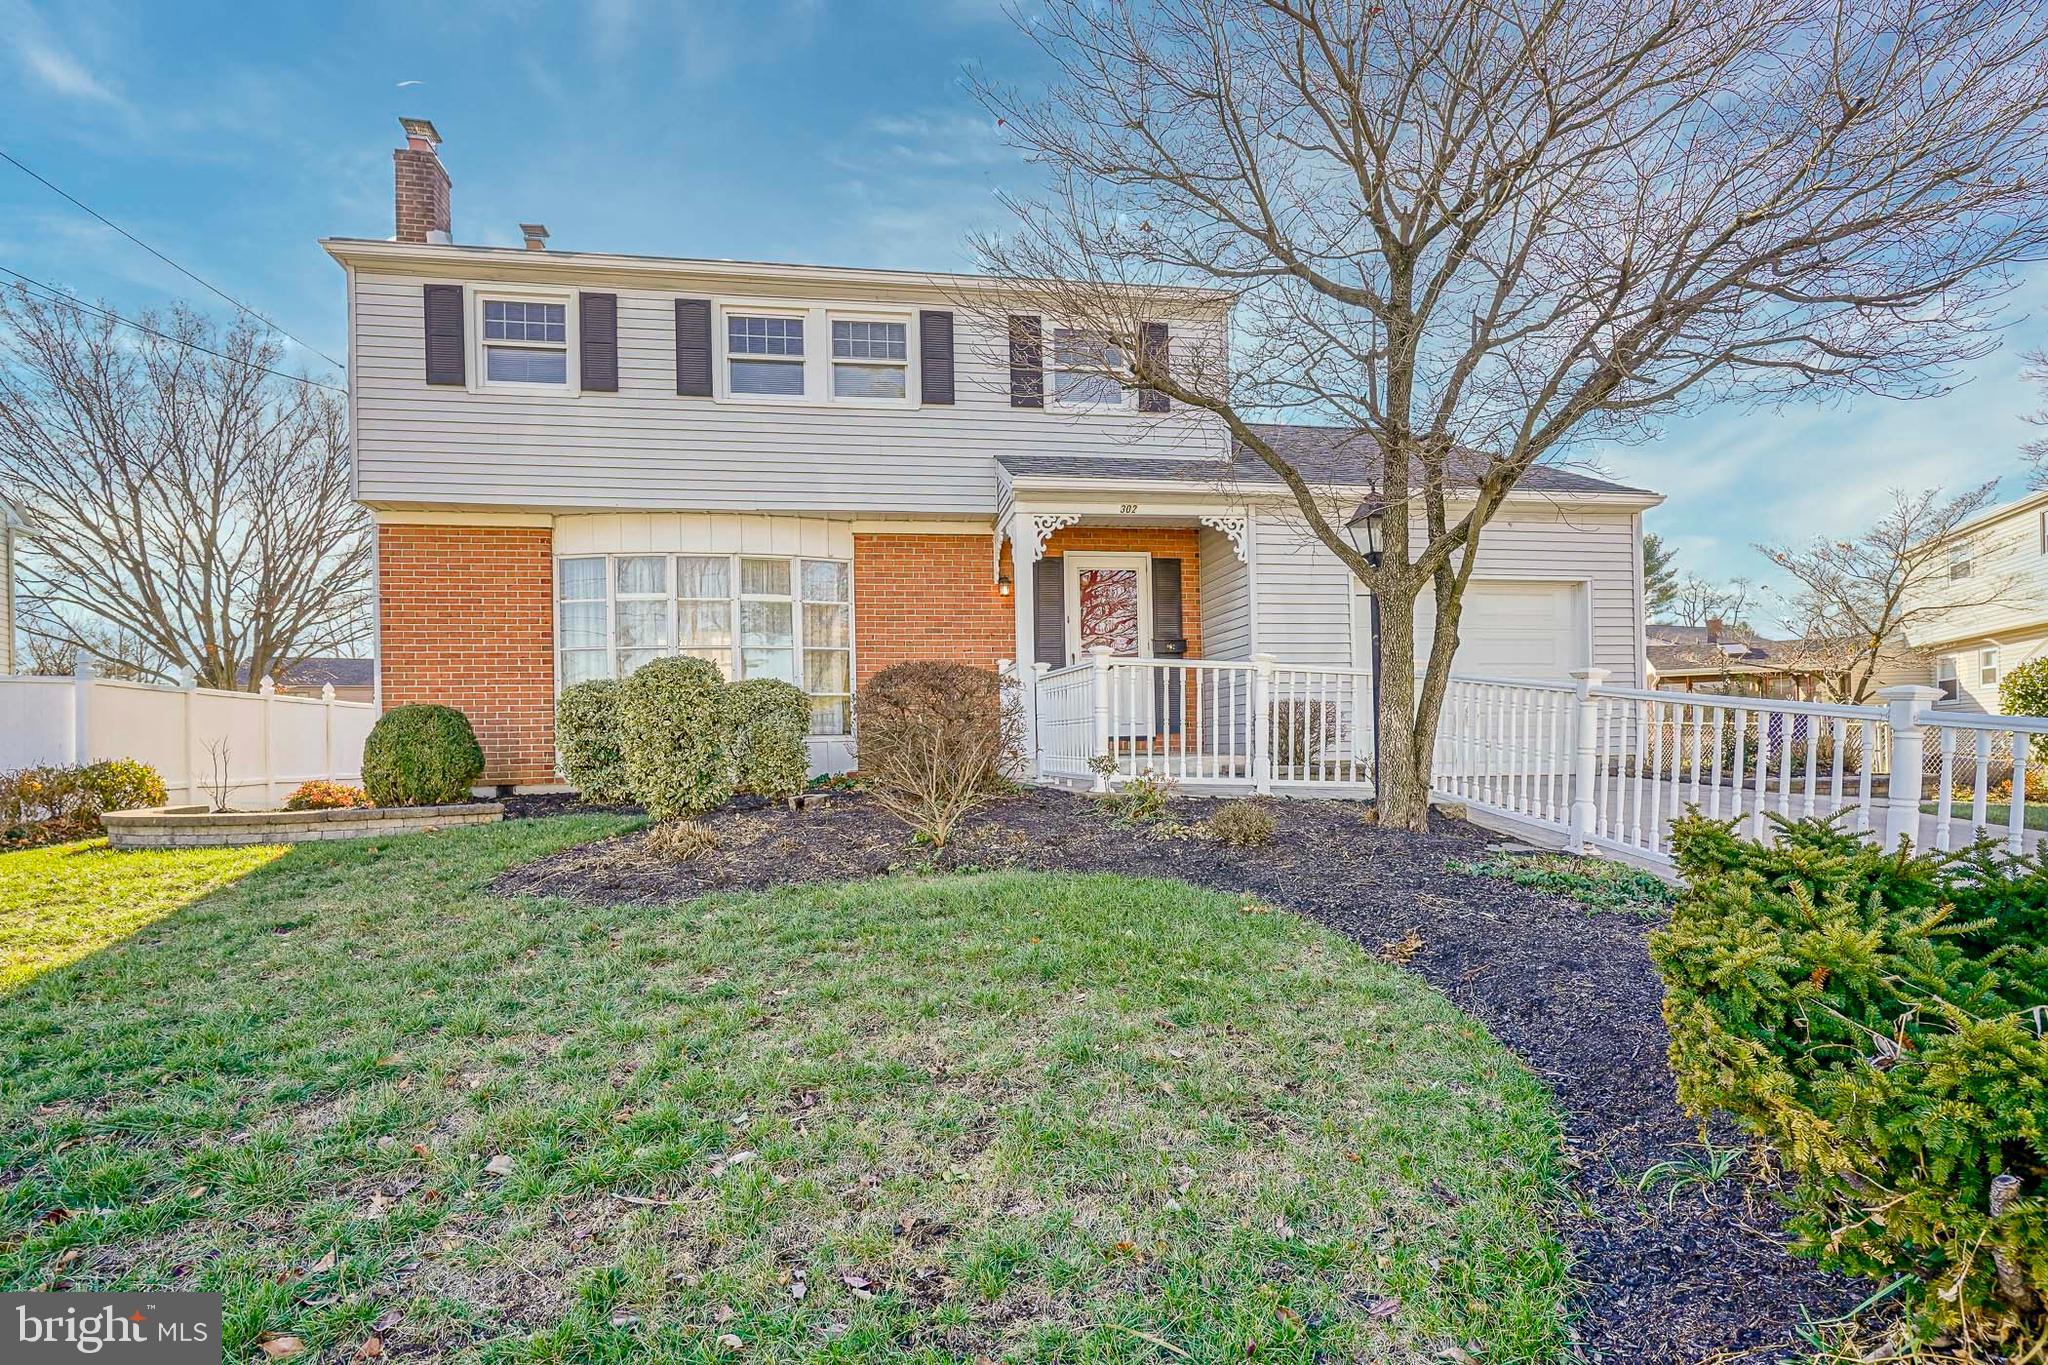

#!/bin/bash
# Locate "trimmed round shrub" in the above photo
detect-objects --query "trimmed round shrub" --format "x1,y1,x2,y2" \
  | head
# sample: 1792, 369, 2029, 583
284, 779, 372, 811
556, 679, 633, 802
618, 657, 732, 820
361, 704, 485, 806
76, 758, 167, 815
723, 677, 810, 802
1999, 655, 2048, 717
1207, 799, 1275, 847
855, 662, 1021, 846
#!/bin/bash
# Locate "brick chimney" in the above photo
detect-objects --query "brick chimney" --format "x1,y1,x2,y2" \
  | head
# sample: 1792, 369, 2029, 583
393, 117, 451, 245
1706, 617, 1723, 644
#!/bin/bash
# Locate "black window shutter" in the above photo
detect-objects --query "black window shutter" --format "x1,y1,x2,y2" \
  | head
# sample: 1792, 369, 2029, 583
675, 298, 713, 397
1009, 315, 1043, 408
919, 310, 955, 405
422, 284, 465, 386
1150, 558, 1185, 733
1137, 321, 1171, 412
1033, 557, 1065, 666
578, 292, 619, 392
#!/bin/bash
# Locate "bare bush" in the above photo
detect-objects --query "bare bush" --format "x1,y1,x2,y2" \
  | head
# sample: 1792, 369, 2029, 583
855, 663, 1022, 846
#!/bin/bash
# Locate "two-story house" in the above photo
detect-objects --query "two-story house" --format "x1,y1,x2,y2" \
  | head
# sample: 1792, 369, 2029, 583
1906, 487, 2048, 712
327, 120, 1662, 790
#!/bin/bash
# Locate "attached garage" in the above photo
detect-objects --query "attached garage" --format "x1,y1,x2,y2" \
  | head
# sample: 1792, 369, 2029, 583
1358, 579, 1591, 682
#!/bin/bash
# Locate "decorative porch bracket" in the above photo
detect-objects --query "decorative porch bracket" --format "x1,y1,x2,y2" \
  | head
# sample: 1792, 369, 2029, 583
1196, 514, 1249, 562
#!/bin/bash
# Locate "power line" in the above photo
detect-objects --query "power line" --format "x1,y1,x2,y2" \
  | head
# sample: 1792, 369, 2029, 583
0, 147, 347, 371
0, 265, 347, 394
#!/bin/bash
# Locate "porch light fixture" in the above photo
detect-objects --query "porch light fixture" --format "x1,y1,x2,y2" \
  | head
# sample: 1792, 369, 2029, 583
1345, 495, 1387, 568
997, 572, 1013, 597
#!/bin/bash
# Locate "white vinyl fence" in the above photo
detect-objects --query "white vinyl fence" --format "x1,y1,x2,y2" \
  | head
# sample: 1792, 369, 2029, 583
1434, 671, 2048, 869
2, 666, 376, 808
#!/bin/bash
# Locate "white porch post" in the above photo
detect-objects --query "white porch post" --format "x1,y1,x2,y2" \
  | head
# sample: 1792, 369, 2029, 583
1567, 668, 1610, 851
1878, 685, 1941, 851
1252, 653, 1275, 795
1008, 514, 1037, 775
1090, 645, 1115, 791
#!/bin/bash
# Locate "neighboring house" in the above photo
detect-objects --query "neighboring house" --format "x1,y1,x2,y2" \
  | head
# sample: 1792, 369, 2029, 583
233, 657, 375, 703
1, 495, 30, 675
1904, 487, 2048, 712
1646, 620, 1931, 701
324, 120, 1661, 789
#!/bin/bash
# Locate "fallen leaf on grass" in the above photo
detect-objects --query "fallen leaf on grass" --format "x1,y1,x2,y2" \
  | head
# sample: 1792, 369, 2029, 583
483, 1154, 515, 1177
258, 1335, 306, 1359
310, 1252, 337, 1274
1367, 1297, 1401, 1320
716, 1332, 744, 1350
842, 1274, 876, 1300
353, 1336, 384, 1360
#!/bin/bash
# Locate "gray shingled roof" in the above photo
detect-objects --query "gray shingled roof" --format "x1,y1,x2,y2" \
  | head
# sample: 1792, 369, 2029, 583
234, 657, 374, 689
995, 422, 1655, 497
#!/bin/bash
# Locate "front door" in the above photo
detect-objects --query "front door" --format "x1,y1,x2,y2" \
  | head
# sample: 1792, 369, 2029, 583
1063, 553, 1152, 664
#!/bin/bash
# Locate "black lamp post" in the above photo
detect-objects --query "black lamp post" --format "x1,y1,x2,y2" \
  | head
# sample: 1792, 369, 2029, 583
1345, 497, 1387, 795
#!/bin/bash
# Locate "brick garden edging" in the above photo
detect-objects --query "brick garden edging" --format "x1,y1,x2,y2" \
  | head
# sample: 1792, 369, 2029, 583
101, 803, 504, 850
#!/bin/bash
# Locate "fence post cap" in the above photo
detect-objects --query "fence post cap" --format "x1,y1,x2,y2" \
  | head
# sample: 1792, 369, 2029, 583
1875, 684, 1944, 705
1089, 645, 1116, 661
259, 675, 276, 696
1031, 661, 1051, 675
321, 683, 336, 700
72, 659, 92, 680
1568, 667, 1611, 683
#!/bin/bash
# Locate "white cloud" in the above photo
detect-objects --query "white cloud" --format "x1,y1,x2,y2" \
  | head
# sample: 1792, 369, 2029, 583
0, 0, 127, 109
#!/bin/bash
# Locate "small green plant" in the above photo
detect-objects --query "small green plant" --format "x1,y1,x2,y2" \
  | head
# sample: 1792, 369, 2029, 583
1206, 799, 1275, 847
643, 819, 718, 860
1099, 764, 1177, 823
283, 780, 372, 811
723, 677, 811, 802
1450, 851, 1675, 914
617, 657, 733, 821
361, 704, 485, 806
1999, 655, 2048, 717
76, 758, 168, 816
1634, 1137, 1745, 1208
555, 679, 633, 802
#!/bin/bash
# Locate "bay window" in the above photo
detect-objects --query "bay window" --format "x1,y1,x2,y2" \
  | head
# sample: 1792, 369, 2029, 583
555, 553, 854, 735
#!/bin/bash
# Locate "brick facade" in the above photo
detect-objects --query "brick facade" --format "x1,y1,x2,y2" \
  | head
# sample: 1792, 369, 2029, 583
377, 524, 556, 785
852, 534, 1016, 687
1041, 525, 1203, 658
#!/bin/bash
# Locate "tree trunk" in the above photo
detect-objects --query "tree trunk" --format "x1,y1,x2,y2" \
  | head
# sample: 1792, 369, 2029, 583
1372, 569, 1435, 832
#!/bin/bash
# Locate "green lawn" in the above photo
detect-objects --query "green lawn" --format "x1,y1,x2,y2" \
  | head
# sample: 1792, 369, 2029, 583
0, 839, 289, 990
1920, 800, 2048, 832
1, 820, 1567, 1362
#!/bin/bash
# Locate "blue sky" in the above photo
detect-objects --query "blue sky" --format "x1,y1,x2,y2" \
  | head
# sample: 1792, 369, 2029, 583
5, 0, 2045, 618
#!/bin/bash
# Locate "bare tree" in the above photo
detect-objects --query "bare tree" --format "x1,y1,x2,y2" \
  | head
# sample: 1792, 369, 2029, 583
19, 614, 165, 681
970, 0, 2048, 828
0, 287, 368, 689
1757, 484, 2003, 703
1666, 574, 1759, 631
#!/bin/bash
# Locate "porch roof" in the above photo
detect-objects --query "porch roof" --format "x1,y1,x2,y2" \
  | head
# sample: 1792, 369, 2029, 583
997, 422, 1658, 501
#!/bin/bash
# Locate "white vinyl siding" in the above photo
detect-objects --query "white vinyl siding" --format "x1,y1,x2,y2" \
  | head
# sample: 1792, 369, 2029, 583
349, 268, 1229, 513
1196, 524, 1252, 661
1247, 501, 1643, 685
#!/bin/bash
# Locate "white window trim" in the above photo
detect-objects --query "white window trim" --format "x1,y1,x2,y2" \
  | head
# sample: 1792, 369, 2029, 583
712, 297, 920, 410
469, 285, 579, 396
552, 551, 857, 737
1047, 320, 1137, 414
1980, 645, 2001, 687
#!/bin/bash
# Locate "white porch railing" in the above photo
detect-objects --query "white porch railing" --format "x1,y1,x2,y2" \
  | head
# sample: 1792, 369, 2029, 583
1432, 671, 2048, 868
1028, 647, 1373, 793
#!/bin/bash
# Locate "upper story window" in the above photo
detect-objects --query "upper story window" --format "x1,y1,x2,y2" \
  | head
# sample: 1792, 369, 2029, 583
1052, 328, 1128, 408
481, 299, 568, 385
727, 314, 805, 397
1949, 544, 1974, 580
831, 320, 908, 399
1936, 655, 1959, 701
1981, 646, 2001, 687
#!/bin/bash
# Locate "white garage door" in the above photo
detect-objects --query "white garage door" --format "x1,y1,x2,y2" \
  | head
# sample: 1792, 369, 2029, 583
1360, 580, 1589, 682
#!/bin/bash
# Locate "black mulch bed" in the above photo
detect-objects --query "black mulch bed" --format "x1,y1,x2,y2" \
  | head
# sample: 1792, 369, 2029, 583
494, 787, 1866, 1363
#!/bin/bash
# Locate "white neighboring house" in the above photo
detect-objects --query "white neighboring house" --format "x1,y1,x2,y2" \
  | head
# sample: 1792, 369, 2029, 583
326, 118, 1662, 791
1904, 487, 2048, 712
1, 494, 31, 675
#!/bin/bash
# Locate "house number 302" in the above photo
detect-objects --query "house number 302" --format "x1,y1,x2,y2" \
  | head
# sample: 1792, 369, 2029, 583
1118, 503, 1139, 514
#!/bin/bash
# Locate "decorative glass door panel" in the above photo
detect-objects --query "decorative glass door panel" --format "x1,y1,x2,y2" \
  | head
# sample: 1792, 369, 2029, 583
1077, 567, 1141, 655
